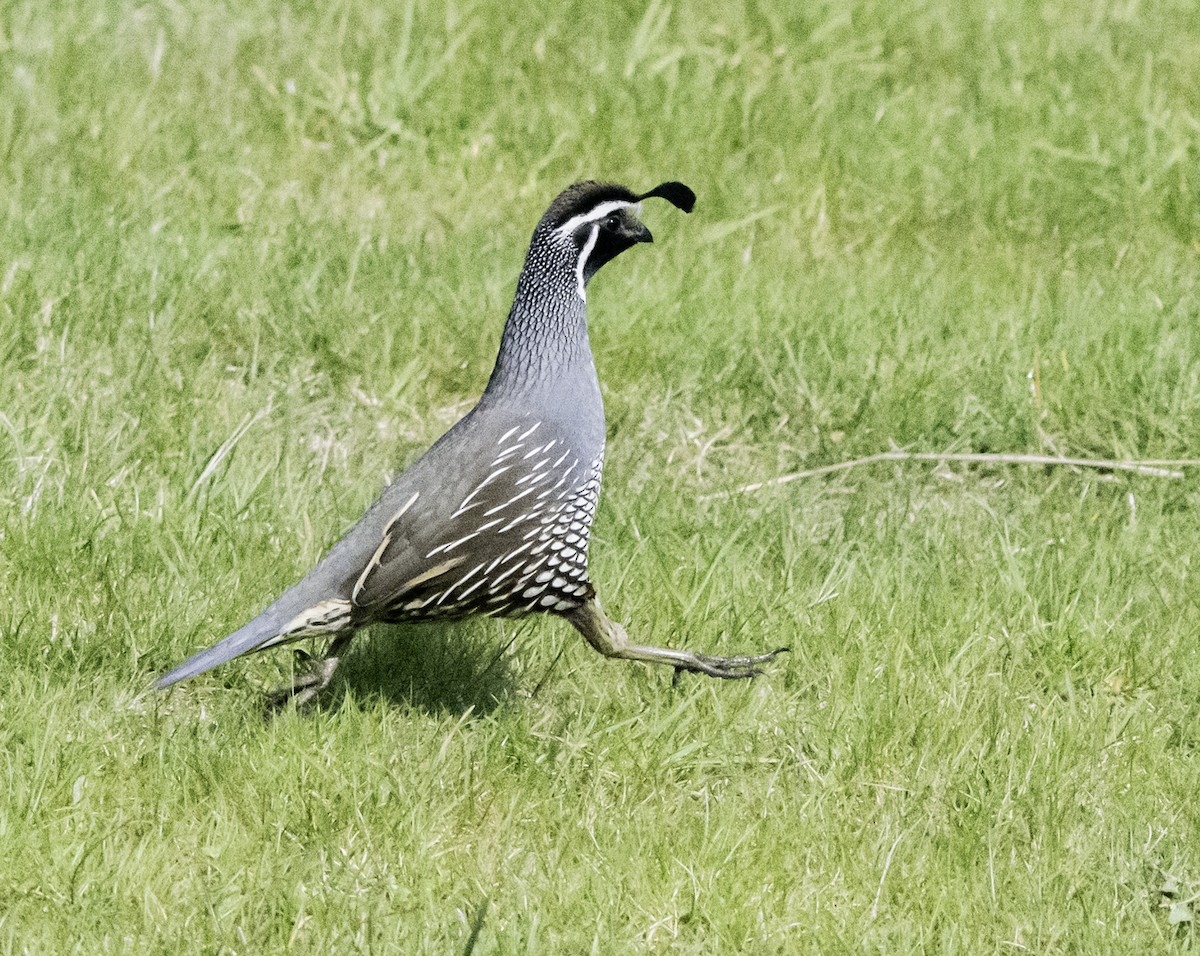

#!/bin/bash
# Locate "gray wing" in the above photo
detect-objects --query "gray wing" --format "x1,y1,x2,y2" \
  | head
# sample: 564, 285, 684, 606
350, 415, 599, 621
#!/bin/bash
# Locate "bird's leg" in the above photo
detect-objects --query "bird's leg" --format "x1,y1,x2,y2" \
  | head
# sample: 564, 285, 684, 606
565, 600, 787, 681
264, 633, 355, 711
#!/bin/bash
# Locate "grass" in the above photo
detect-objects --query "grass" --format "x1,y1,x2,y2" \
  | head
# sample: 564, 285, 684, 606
1, 0, 1199, 951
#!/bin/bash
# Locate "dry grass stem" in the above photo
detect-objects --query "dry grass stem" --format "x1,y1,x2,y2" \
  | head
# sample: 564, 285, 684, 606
704, 450, 1200, 499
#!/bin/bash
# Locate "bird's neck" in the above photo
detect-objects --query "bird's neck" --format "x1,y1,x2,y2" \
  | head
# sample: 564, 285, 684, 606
483, 239, 596, 399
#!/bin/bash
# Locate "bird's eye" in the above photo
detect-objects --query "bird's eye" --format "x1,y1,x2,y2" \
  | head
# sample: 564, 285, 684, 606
603, 214, 622, 230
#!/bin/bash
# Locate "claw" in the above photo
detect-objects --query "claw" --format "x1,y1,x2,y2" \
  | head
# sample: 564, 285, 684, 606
264, 635, 353, 713
675, 646, 790, 681
567, 600, 788, 684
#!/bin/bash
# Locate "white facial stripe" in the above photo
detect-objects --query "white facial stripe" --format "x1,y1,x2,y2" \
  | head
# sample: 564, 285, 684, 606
575, 224, 600, 300
555, 200, 638, 237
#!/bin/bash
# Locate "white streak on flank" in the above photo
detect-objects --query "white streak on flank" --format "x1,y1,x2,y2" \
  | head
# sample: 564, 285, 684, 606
496, 425, 520, 445
384, 492, 420, 535
493, 444, 524, 463
558, 461, 578, 486
525, 554, 550, 575
517, 421, 541, 441
482, 485, 537, 516
351, 491, 420, 604
426, 517, 504, 557
453, 465, 512, 517
513, 504, 547, 528
353, 533, 393, 604
543, 471, 572, 496
501, 540, 535, 562
435, 561, 484, 605
426, 535, 474, 558
395, 555, 467, 594
456, 576, 488, 600
489, 561, 525, 588
450, 562, 485, 590
551, 450, 571, 468
575, 224, 599, 300
497, 511, 536, 534
554, 199, 638, 238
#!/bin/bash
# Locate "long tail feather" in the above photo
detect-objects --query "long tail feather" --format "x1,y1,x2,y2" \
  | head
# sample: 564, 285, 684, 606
155, 596, 353, 689
155, 614, 284, 689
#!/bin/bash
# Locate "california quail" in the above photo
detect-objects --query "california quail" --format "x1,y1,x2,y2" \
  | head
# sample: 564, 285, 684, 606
156, 180, 786, 706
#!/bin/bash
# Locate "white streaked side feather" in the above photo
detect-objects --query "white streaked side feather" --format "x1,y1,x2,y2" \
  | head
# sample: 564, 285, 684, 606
496, 511, 537, 534
482, 485, 538, 517
383, 492, 420, 535
514, 469, 549, 487
350, 491, 420, 604
395, 555, 467, 593
493, 444, 525, 463
426, 516, 505, 557
453, 464, 513, 517
353, 532, 393, 604
456, 577, 488, 600
454, 561, 486, 585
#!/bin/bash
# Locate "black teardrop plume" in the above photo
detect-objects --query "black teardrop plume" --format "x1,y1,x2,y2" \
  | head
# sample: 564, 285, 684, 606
637, 181, 696, 213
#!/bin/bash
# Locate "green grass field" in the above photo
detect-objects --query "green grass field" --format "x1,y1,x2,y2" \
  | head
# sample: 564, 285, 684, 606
2, 0, 1199, 951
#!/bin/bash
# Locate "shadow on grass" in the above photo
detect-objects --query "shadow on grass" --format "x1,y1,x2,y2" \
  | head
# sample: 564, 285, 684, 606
316, 621, 523, 717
